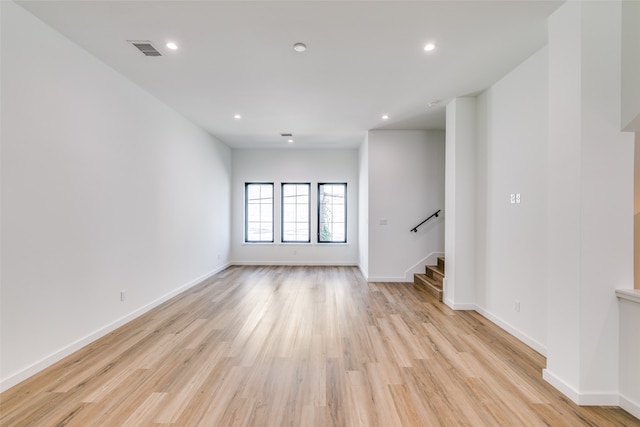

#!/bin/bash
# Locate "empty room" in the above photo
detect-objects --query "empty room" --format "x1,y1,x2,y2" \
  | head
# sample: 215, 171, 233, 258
1, 0, 640, 425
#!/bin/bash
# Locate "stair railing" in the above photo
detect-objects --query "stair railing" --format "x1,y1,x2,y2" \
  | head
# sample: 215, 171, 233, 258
410, 209, 441, 233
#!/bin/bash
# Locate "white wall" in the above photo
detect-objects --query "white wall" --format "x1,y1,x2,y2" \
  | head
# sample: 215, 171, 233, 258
618, 293, 640, 419
545, 1, 583, 398
444, 99, 476, 307
0, 2, 231, 391
230, 149, 359, 265
545, 0, 634, 405
474, 47, 548, 354
366, 130, 445, 281
621, 0, 640, 131
635, 133, 640, 290
358, 136, 370, 277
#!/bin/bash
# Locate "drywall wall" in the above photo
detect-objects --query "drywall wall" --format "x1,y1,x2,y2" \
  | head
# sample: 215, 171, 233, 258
618, 294, 640, 419
621, 0, 640, 131
230, 149, 359, 265
474, 47, 548, 353
367, 130, 445, 281
0, 1, 231, 390
545, 0, 634, 404
636, 133, 640, 290
444, 99, 476, 307
545, 1, 583, 399
358, 137, 370, 278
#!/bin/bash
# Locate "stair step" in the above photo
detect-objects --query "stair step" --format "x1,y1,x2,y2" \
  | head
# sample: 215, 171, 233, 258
426, 265, 444, 285
437, 256, 445, 271
414, 273, 443, 302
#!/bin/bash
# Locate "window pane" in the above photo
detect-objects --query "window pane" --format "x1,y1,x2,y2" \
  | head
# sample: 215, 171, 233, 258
282, 185, 295, 197
283, 223, 295, 240
297, 205, 308, 222
333, 206, 345, 223
260, 204, 271, 219
282, 183, 310, 242
245, 183, 273, 242
247, 225, 260, 241
247, 204, 260, 221
318, 183, 347, 243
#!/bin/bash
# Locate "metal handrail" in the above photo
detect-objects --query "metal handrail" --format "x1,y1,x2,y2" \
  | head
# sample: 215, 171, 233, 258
410, 210, 441, 232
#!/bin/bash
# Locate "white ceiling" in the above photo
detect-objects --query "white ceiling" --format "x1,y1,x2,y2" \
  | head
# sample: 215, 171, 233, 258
17, 1, 562, 149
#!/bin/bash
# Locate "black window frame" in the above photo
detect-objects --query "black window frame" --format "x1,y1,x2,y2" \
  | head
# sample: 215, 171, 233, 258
281, 182, 311, 243
244, 182, 274, 243
317, 182, 347, 243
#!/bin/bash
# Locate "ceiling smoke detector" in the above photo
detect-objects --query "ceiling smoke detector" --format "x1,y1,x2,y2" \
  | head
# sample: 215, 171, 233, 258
293, 42, 307, 52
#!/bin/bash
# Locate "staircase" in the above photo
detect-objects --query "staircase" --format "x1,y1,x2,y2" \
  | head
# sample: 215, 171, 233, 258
414, 257, 445, 301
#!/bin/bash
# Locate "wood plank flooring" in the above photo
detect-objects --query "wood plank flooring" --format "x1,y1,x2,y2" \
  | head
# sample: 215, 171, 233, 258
1, 265, 638, 426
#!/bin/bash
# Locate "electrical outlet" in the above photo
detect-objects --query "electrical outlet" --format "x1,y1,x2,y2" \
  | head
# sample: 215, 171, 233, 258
516, 193, 521, 204
120, 291, 127, 302
510, 194, 516, 204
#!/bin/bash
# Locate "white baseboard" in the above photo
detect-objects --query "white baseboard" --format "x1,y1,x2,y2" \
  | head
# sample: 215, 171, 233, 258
542, 369, 621, 407
231, 261, 357, 266
358, 264, 368, 281
620, 394, 640, 420
366, 251, 444, 283
577, 393, 620, 406
0, 264, 229, 393
403, 251, 444, 282
443, 299, 476, 310
543, 369, 581, 404
474, 306, 546, 356
367, 276, 411, 282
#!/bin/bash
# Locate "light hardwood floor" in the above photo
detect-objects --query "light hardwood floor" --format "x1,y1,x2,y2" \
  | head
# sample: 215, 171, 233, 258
1, 266, 638, 426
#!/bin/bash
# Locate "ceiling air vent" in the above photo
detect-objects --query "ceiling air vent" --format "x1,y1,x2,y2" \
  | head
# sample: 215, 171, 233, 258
280, 133, 293, 137
128, 40, 162, 57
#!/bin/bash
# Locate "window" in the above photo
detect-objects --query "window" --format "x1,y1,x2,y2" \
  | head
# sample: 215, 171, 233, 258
318, 183, 347, 243
281, 183, 310, 243
245, 183, 273, 242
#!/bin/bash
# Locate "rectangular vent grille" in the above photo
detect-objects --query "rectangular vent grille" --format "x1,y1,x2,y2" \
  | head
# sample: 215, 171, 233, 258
280, 133, 293, 137
128, 41, 162, 57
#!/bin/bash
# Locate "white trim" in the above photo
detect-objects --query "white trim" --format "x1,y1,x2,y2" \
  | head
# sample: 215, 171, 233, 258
474, 306, 547, 356
543, 369, 581, 404
616, 288, 640, 304
0, 264, 229, 393
367, 276, 411, 282
577, 393, 620, 406
542, 369, 621, 406
358, 264, 368, 280
443, 298, 475, 311
231, 261, 357, 266
402, 251, 445, 282
620, 394, 640, 420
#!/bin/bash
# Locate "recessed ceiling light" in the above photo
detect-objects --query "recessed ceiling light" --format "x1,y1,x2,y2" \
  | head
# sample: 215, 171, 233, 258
382, 114, 389, 120
293, 42, 307, 52
234, 114, 241, 119
424, 42, 436, 52
288, 139, 294, 143
428, 100, 441, 107
166, 42, 178, 50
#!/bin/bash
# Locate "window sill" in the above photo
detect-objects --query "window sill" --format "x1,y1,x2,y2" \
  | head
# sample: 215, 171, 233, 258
242, 242, 350, 246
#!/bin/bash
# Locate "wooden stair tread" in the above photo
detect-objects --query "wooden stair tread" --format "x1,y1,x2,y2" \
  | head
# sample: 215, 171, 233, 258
414, 273, 443, 302
414, 257, 445, 303
415, 273, 442, 289
426, 265, 444, 277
